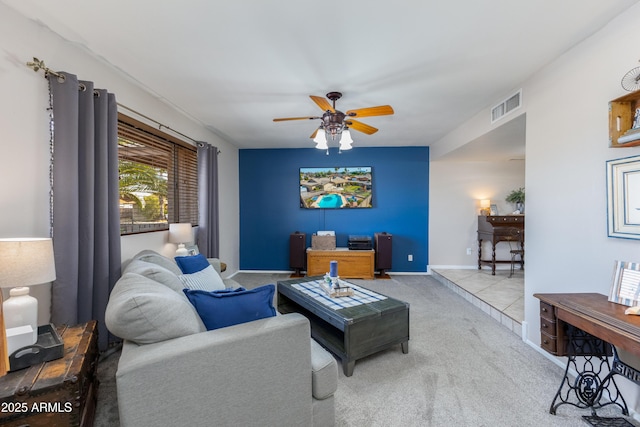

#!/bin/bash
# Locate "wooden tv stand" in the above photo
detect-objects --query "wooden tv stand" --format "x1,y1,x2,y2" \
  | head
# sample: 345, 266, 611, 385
306, 248, 375, 279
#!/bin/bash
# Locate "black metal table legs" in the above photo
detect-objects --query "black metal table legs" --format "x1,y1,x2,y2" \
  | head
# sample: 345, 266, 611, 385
549, 326, 629, 417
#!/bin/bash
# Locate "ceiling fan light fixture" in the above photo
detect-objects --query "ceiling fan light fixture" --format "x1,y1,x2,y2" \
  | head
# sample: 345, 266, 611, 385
339, 129, 353, 150
327, 126, 342, 141
315, 139, 328, 150
313, 127, 327, 146
273, 91, 393, 152
314, 129, 328, 150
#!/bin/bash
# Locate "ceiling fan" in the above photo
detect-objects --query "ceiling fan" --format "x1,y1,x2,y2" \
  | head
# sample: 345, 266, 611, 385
273, 92, 394, 150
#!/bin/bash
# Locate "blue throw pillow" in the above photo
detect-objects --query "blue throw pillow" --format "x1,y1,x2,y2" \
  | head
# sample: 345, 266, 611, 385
175, 253, 210, 274
183, 284, 276, 330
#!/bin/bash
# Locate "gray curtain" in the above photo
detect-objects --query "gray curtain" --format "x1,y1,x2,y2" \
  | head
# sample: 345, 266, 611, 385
196, 142, 220, 258
49, 72, 121, 351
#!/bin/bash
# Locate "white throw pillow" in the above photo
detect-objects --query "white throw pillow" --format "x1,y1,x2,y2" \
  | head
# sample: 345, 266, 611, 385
178, 265, 226, 291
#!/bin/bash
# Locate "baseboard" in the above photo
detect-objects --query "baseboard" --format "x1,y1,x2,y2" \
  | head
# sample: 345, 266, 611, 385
382, 271, 429, 276
235, 270, 292, 275
234, 270, 430, 277
429, 264, 513, 271
520, 320, 529, 343
428, 264, 477, 270
524, 337, 568, 371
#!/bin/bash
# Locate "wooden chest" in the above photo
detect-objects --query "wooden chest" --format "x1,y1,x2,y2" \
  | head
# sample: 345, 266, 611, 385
0, 321, 99, 427
306, 248, 375, 279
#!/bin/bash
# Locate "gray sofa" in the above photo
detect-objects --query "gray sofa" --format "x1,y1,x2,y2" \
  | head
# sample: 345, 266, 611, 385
105, 250, 337, 427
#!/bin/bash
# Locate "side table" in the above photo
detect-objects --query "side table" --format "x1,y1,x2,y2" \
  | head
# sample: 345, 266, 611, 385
0, 321, 99, 427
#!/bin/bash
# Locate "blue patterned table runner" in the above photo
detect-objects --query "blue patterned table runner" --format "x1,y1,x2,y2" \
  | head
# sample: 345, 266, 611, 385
292, 279, 387, 310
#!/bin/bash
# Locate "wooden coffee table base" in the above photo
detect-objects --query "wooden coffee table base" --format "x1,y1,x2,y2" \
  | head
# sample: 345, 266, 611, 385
277, 278, 409, 376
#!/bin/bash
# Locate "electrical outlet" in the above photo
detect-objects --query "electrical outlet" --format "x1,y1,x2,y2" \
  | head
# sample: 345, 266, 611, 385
466, 248, 472, 255
408, 254, 413, 262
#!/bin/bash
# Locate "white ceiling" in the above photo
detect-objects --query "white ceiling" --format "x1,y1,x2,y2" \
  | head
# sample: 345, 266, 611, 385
3, 0, 638, 154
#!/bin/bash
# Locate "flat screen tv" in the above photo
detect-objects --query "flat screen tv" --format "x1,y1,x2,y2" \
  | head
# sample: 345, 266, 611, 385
299, 167, 373, 209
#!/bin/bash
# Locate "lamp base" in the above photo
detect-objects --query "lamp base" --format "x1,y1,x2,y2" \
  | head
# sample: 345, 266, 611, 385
0, 291, 9, 376
175, 243, 189, 257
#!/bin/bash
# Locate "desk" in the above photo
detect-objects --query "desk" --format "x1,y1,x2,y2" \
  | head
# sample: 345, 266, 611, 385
477, 215, 524, 275
306, 248, 375, 279
534, 293, 640, 418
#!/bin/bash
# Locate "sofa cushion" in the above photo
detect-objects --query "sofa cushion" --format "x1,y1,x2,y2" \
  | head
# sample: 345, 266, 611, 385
183, 284, 276, 330
105, 272, 205, 344
124, 259, 184, 294
178, 265, 226, 291
175, 254, 210, 274
310, 339, 338, 400
133, 250, 183, 276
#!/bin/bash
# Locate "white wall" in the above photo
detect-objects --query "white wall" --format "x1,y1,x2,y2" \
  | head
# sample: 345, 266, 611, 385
0, 4, 240, 323
429, 159, 525, 267
431, 3, 640, 414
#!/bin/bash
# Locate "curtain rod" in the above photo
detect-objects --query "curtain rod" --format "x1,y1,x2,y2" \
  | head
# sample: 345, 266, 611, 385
26, 56, 210, 148
115, 103, 201, 145
27, 57, 90, 92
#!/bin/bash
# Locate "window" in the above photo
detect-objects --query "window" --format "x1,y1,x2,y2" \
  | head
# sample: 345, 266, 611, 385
118, 113, 198, 235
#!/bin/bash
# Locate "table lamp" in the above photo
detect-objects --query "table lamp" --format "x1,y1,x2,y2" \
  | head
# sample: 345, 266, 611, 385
0, 238, 56, 376
480, 199, 491, 216
169, 223, 193, 257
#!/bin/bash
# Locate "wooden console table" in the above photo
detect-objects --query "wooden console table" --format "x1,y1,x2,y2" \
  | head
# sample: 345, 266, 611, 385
306, 248, 375, 279
477, 215, 524, 275
534, 293, 640, 419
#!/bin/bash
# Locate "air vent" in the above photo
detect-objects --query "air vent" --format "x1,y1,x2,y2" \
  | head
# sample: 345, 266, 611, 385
491, 89, 522, 123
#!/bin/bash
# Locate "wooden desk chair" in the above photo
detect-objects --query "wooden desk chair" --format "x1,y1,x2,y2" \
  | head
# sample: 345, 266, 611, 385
508, 227, 524, 278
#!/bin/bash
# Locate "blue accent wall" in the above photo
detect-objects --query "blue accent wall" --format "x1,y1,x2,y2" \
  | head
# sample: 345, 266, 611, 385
239, 146, 429, 272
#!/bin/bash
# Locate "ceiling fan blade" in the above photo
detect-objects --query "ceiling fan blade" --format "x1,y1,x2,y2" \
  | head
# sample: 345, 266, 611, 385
273, 116, 319, 122
310, 95, 335, 112
310, 128, 318, 139
346, 105, 394, 118
346, 119, 378, 135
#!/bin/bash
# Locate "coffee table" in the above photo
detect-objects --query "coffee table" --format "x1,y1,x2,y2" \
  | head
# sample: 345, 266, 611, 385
277, 277, 409, 377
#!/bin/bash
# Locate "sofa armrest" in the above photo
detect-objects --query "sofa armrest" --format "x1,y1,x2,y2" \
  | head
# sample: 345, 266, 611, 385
116, 313, 313, 427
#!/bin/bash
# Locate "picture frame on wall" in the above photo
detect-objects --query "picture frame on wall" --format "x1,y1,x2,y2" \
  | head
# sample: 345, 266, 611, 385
607, 155, 640, 239
609, 260, 640, 306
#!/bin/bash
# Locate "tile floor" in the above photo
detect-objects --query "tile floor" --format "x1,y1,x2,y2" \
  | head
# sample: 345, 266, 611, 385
430, 267, 524, 337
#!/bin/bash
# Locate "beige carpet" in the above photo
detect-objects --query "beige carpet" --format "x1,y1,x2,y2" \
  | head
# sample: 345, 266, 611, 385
94, 274, 637, 426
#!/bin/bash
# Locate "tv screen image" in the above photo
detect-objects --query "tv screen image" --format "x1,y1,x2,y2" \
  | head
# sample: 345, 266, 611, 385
299, 167, 373, 209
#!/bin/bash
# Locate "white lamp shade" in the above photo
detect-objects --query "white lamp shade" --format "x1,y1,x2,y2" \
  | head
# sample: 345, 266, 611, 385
339, 129, 353, 150
168, 223, 192, 244
313, 128, 327, 149
0, 238, 56, 288
480, 199, 491, 208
